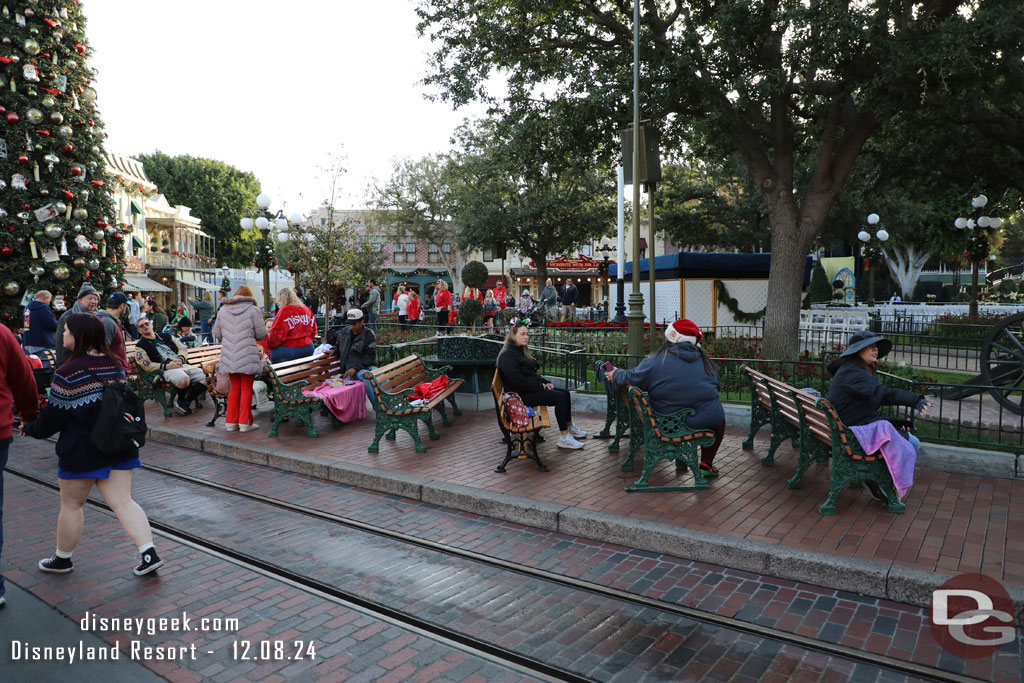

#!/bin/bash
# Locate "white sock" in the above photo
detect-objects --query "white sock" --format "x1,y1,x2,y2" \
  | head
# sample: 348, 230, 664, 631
55, 549, 72, 559
138, 543, 154, 554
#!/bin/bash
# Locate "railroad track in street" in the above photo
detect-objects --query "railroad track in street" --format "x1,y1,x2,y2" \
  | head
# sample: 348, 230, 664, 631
7, 454, 982, 683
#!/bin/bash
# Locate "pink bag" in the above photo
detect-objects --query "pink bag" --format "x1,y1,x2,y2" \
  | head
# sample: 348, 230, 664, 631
214, 361, 231, 395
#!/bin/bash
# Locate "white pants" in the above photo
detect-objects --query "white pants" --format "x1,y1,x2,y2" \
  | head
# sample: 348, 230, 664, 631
163, 364, 205, 389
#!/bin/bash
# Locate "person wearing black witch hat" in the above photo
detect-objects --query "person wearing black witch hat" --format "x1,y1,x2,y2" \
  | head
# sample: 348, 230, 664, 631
828, 330, 933, 500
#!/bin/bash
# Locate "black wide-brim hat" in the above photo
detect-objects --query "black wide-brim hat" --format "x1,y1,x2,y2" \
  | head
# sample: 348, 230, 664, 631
840, 330, 892, 359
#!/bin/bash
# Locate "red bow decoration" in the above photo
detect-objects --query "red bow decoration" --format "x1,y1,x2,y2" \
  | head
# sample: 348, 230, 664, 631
42, 88, 61, 96
90, 180, 105, 187
34, 129, 51, 136
43, 18, 59, 27
60, 190, 74, 199
0, 57, 14, 65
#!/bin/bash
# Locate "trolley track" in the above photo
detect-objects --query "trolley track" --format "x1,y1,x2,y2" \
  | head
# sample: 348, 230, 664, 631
6, 456, 984, 683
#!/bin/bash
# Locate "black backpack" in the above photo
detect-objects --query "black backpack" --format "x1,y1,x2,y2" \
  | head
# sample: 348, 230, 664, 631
84, 367, 148, 456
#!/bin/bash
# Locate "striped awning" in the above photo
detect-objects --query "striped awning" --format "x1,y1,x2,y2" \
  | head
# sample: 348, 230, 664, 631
178, 275, 222, 292
122, 275, 172, 293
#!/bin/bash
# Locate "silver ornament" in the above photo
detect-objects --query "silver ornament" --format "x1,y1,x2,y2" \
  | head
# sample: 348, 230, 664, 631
43, 225, 62, 239
52, 265, 70, 280
3, 281, 19, 296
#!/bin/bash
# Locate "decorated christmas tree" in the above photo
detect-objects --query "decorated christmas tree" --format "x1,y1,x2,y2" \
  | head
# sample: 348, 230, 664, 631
0, 0, 124, 325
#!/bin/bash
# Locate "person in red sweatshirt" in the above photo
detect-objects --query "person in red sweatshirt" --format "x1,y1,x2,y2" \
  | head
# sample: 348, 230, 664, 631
266, 288, 317, 363
1, 323, 41, 607
406, 291, 421, 325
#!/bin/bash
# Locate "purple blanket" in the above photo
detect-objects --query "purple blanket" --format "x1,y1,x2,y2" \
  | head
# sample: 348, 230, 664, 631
849, 421, 916, 499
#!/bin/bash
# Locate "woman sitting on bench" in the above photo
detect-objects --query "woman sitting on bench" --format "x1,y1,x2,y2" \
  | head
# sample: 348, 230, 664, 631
604, 319, 725, 478
827, 330, 933, 501
497, 317, 588, 450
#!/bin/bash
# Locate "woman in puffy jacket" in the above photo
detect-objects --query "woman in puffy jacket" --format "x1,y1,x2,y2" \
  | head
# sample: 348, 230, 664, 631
604, 319, 725, 477
266, 287, 317, 364
212, 285, 267, 432
497, 317, 588, 450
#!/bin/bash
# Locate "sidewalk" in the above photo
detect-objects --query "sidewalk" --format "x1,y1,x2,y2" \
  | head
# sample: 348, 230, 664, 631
144, 400, 1024, 621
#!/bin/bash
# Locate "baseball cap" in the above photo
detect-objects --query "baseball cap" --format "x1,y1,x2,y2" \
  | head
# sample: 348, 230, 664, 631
106, 292, 128, 307
346, 308, 364, 321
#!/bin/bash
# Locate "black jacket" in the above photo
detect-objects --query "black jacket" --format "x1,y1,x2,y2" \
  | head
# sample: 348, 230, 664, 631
328, 325, 376, 372
136, 332, 186, 369
497, 344, 546, 394
828, 359, 923, 427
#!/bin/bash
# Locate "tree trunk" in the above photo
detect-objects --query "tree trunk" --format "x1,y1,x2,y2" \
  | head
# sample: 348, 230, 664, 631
762, 224, 810, 360
883, 244, 932, 299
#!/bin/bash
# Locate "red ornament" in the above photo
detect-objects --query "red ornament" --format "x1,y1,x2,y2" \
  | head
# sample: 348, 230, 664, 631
60, 190, 74, 199
74, 42, 86, 55
17, 154, 29, 164
6, 112, 20, 124
69, 166, 83, 176
63, 143, 73, 152
19, 203, 30, 210
0, 246, 14, 257
0, 57, 13, 65
5, 225, 16, 231
43, 18, 59, 28
34, 129, 50, 136
95, 219, 107, 227
90, 180, 105, 187
42, 88, 61, 96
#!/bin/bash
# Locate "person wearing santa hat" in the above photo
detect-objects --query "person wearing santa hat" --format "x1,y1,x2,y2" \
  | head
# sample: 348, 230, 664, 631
604, 318, 726, 477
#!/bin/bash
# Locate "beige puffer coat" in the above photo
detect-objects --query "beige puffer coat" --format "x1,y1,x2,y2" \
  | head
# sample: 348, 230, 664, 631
211, 296, 267, 375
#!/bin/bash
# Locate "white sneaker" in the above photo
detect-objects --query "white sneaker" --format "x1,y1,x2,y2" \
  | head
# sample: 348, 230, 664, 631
569, 424, 588, 439
238, 423, 260, 433
557, 435, 584, 450
224, 422, 239, 432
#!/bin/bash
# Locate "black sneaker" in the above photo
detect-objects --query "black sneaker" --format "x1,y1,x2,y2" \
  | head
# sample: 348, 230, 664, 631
134, 547, 163, 576
174, 399, 193, 416
39, 555, 74, 573
864, 480, 888, 504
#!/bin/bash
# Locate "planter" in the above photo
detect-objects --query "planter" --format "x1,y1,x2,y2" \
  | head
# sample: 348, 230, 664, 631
437, 334, 503, 361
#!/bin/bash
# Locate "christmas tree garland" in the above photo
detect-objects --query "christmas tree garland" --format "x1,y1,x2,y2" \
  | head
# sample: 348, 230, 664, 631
715, 280, 766, 324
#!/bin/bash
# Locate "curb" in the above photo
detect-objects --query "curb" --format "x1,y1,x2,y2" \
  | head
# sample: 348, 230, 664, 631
147, 424, 1024, 624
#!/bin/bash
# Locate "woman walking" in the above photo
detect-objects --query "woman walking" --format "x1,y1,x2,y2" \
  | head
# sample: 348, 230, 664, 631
212, 285, 267, 432
396, 286, 410, 329
434, 281, 452, 334
187, 291, 216, 343
22, 314, 163, 576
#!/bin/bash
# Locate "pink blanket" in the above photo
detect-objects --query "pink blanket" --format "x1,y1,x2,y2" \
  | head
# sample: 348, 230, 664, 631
303, 381, 366, 423
849, 421, 916, 499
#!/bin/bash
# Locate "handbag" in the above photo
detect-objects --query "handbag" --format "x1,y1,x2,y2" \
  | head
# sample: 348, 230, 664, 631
213, 360, 231, 395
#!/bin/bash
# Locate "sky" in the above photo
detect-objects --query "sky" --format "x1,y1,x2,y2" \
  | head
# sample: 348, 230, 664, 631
85, 0, 487, 216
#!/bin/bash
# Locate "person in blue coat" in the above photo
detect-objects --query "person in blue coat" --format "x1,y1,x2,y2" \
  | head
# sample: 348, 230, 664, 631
605, 318, 726, 477
22, 290, 58, 354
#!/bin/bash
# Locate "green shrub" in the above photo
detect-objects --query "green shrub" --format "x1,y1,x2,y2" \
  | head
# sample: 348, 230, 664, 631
461, 261, 489, 290
808, 262, 832, 304
459, 298, 484, 326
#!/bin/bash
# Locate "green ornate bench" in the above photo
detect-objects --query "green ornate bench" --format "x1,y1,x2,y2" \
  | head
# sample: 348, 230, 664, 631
792, 391, 906, 515
491, 369, 551, 472
128, 341, 213, 418
594, 360, 643, 471
366, 354, 463, 453
267, 351, 342, 437
741, 366, 807, 480
741, 364, 773, 450
625, 386, 718, 492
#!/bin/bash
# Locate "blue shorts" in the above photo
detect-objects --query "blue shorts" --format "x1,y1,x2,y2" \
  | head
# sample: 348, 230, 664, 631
58, 458, 142, 480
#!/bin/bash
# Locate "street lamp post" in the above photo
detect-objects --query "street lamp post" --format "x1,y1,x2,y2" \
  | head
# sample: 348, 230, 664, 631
240, 193, 291, 316
954, 194, 1002, 322
857, 213, 889, 307
596, 236, 616, 322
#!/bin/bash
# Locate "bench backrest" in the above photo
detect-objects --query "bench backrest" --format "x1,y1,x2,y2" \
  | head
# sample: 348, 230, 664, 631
741, 366, 773, 410
270, 351, 340, 390
367, 354, 430, 398
627, 385, 713, 444
187, 344, 222, 366
792, 391, 881, 462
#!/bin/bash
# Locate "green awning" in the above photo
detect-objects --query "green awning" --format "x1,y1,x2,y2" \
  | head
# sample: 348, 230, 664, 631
132, 236, 146, 249
130, 200, 145, 215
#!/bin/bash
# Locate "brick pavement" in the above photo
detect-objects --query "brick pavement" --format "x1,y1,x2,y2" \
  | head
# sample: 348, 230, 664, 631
2, 460, 917, 682
142, 401, 1024, 590
8, 437, 1022, 681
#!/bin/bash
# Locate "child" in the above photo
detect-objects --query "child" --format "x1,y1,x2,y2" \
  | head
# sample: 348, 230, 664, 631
174, 317, 198, 348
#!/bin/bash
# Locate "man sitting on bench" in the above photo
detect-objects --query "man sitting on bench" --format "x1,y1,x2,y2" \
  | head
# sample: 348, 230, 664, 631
134, 317, 206, 415
326, 309, 378, 408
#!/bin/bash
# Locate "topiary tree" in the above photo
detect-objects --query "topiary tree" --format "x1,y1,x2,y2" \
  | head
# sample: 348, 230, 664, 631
912, 281, 927, 302
461, 260, 488, 291
458, 298, 484, 329
808, 262, 831, 304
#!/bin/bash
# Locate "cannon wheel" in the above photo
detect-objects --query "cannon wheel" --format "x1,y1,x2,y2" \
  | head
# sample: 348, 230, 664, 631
980, 311, 1024, 414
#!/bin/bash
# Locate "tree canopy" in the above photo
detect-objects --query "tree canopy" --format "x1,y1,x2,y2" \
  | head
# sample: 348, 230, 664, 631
449, 112, 615, 287
137, 152, 262, 268
416, 0, 1024, 358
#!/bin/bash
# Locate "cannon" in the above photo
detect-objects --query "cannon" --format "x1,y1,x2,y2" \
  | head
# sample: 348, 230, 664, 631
939, 311, 1024, 413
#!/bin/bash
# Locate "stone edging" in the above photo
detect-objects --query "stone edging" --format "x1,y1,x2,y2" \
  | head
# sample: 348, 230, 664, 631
149, 425, 1024, 625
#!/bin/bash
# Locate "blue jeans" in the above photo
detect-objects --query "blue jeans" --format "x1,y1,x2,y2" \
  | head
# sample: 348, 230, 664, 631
0, 436, 10, 600
200, 319, 213, 344
356, 367, 378, 409
908, 433, 921, 452
270, 344, 315, 364
365, 312, 378, 331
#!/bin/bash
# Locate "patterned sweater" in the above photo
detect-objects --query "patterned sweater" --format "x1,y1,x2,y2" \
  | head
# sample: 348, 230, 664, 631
24, 353, 138, 472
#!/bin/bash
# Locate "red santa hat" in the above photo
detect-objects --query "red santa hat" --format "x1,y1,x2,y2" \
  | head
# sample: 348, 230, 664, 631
665, 318, 702, 346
